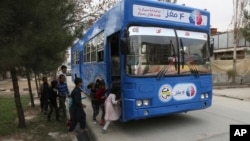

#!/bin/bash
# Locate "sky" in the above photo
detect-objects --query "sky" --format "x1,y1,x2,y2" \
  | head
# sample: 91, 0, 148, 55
176, 0, 234, 32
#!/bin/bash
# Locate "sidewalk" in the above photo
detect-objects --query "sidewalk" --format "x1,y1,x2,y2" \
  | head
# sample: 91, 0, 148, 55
0, 78, 37, 93
213, 87, 250, 101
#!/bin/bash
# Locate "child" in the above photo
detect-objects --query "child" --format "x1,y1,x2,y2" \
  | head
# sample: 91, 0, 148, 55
47, 80, 59, 121
39, 77, 50, 115
95, 80, 108, 125
87, 82, 98, 124
69, 77, 86, 141
57, 74, 70, 120
57, 65, 67, 82
102, 88, 121, 134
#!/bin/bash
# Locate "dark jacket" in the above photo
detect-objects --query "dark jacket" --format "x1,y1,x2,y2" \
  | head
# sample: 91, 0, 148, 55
87, 83, 97, 102
41, 82, 50, 100
48, 87, 58, 105
69, 86, 86, 131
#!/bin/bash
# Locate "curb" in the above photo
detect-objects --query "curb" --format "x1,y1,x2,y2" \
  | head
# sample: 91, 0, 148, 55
213, 84, 250, 89
213, 94, 245, 101
0, 88, 32, 92
86, 123, 98, 141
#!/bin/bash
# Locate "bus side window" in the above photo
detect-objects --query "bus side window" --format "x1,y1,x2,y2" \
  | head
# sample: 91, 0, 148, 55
98, 50, 104, 62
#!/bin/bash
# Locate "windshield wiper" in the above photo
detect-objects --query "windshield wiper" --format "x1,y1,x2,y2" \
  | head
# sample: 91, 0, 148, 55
180, 39, 185, 69
170, 40, 177, 71
157, 40, 177, 80
157, 65, 167, 80
188, 56, 199, 77
180, 38, 199, 77
186, 56, 199, 78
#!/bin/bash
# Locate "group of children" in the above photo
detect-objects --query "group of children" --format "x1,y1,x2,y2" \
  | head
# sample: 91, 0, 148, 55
39, 65, 121, 135
87, 80, 121, 133
39, 74, 69, 122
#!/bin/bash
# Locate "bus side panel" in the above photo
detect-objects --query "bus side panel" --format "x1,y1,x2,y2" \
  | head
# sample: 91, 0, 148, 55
81, 63, 107, 95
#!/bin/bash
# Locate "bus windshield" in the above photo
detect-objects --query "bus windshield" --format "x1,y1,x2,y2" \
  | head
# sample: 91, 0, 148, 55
125, 26, 211, 76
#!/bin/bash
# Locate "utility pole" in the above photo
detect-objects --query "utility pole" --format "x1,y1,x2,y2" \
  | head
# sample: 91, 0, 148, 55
232, 0, 239, 83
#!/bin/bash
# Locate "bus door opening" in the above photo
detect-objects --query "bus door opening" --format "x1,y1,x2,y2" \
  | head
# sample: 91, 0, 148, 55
109, 33, 121, 92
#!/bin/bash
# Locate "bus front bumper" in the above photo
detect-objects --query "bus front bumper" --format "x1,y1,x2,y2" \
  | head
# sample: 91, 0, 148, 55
122, 100, 211, 122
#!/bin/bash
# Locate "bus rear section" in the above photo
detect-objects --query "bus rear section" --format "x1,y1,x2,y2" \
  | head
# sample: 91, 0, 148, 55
71, 40, 83, 81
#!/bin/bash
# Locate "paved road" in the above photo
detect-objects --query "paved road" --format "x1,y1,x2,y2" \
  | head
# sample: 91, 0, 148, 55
66, 78, 250, 141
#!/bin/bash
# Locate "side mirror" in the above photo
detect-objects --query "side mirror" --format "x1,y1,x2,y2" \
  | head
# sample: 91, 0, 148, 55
210, 43, 214, 57
210, 38, 214, 57
120, 38, 129, 54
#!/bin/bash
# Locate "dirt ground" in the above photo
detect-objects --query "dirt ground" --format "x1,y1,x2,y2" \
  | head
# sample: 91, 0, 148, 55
0, 78, 76, 141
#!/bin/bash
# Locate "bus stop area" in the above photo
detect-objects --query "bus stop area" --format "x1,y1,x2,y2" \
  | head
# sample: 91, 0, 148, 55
1, 78, 250, 141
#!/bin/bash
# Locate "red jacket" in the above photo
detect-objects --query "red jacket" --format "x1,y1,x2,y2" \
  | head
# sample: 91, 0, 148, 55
95, 88, 108, 103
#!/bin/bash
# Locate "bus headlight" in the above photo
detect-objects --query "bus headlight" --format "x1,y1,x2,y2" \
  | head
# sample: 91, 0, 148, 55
201, 94, 205, 99
205, 93, 209, 99
143, 99, 150, 106
201, 93, 209, 100
136, 100, 142, 107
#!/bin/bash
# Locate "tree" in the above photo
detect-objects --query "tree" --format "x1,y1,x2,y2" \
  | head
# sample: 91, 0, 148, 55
231, 0, 249, 83
0, 0, 83, 128
241, 9, 250, 41
73, 0, 120, 31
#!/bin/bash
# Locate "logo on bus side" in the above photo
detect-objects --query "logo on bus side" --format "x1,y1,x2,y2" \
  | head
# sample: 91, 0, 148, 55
159, 85, 172, 102
189, 10, 203, 26
172, 83, 196, 101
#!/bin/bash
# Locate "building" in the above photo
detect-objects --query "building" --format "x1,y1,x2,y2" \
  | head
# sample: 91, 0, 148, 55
211, 30, 250, 60
210, 29, 250, 84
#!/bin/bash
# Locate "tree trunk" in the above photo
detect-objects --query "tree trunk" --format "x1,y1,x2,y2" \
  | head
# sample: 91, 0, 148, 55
38, 74, 41, 86
1, 71, 7, 79
34, 73, 39, 98
10, 67, 26, 128
26, 68, 35, 107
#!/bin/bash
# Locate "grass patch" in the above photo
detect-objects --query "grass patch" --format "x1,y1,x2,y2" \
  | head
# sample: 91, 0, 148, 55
0, 94, 73, 141
0, 94, 30, 136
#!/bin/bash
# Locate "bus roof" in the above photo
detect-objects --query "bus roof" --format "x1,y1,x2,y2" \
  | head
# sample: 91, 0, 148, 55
81, 0, 210, 43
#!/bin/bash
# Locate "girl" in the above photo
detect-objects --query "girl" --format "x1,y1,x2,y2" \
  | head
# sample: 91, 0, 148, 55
102, 88, 121, 133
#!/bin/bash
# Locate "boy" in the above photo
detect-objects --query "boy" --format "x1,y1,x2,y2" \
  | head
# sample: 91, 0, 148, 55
57, 65, 67, 82
39, 77, 50, 114
47, 80, 59, 121
57, 74, 69, 120
69, 78, 87, 141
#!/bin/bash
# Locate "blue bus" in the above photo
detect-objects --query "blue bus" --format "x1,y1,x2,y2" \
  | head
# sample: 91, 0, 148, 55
71, 0, 212, 122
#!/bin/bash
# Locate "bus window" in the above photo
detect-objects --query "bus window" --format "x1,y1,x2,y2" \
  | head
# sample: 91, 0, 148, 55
98, 50, 104, 62
126, 26, 177, 76
177, 30, 211, 74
